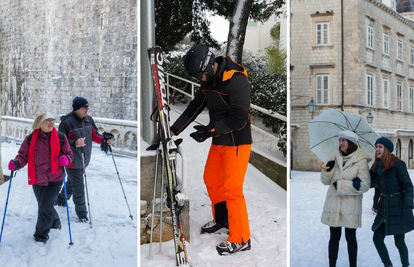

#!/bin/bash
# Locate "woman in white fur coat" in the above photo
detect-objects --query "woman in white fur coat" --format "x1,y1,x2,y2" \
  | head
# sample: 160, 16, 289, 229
320, 130, 372, 267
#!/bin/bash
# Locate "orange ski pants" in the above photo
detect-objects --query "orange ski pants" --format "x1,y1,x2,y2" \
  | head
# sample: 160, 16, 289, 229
203, 144, 251, 244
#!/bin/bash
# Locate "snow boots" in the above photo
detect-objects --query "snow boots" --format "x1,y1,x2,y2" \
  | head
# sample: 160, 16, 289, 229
201, 220, 229, 234
34, 235, 49, 243
78, 216, 88, 223
216, 239, 251, 256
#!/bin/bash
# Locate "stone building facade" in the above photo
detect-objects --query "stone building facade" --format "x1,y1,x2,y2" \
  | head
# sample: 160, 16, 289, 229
0, 0, 137, 121
291, 0, 414, 171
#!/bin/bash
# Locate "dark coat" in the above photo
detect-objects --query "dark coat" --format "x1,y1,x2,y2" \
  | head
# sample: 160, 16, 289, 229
370, 159, 414, 235
171, 56, 252, 146
59, 112, 103, 169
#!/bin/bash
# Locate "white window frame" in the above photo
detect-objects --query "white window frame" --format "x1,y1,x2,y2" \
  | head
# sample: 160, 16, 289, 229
398, 39, 403, 60
383, 32, 389, 55
410, 86, 414, 112
383, 78, 389, 108
316, 22, 329, 46
397, 82, 403, 111
367, 74, 374, 106
367, 25, 374, 49
315, 74, 330, 105
410, 46, 414, 65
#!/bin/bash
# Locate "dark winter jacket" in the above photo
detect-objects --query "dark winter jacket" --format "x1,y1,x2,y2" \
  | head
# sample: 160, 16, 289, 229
370, 159, 414, 235
58, 112, 103, 169
14, 131, 73, 186
171, 56, 252, 146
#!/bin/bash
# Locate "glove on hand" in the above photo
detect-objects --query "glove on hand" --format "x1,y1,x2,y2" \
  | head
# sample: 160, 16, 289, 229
352, 177, 361, 191
404, 207, 413, 218
101, 132, 114, 154
326, 160, 335, 172
333, 181, 338, 190
8, 160, 19, 171
58, 156, 69, 166
190, 125, 214, 143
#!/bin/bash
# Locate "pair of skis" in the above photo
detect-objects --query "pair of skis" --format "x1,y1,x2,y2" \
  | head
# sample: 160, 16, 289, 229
148, 46, 189, 266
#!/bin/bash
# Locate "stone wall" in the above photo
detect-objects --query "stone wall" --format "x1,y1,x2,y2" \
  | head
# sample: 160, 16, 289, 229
0, 0, 137, 121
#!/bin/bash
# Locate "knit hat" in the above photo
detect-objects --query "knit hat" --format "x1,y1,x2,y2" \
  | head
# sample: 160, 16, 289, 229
338, 130, 359, 146
375, 137, 394, 153
72, 96, 88, 111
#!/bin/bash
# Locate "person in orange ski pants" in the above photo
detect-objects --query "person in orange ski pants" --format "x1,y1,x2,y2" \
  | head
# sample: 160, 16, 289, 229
170, 44, 252, 255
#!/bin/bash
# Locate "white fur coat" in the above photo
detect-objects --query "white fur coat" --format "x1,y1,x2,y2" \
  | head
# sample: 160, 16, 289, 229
320, 148, 372, 229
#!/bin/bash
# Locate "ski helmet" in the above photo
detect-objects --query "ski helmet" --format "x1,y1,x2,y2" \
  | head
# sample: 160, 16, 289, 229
184, 44, 215, 80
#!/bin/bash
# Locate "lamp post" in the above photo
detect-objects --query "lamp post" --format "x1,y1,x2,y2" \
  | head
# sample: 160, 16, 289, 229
308, 98, 317, 118
366, 111, 373, 124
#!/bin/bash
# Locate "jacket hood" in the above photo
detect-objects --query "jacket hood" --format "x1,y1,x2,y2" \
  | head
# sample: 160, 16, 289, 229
60, 112, 72, 123
335, 147, 373, 168
215, 56, 248, 82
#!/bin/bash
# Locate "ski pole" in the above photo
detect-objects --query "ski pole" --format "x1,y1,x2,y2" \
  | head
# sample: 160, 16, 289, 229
108, 146, 133, 220
158, 155, 165, 255
0, 170, 16, 245
148, 143, 160, 259
81, 147, 92, 229
62, 168, 74, 245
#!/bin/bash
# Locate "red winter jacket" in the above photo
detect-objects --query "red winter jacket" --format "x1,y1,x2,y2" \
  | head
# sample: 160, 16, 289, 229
14, 131, 74, 186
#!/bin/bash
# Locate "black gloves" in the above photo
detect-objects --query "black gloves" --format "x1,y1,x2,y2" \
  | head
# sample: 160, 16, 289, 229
190, 125, 214, 143
101, 132, 114, 154
404, 207, 413, 218
326, 160, 335, 172
352, 177, 361, 191
333, 181, 337, 190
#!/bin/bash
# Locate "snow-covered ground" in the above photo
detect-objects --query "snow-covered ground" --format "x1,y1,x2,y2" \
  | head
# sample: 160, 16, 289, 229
291, 170, 414, 267
140, 106, 287, 267
0, 142, 137, 267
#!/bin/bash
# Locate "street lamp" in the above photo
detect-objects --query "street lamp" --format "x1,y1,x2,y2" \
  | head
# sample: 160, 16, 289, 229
367, 111, 373, 124
308, 98, 317, 118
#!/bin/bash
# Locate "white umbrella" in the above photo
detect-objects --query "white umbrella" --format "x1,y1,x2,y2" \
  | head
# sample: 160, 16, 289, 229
308, 108, 379, 167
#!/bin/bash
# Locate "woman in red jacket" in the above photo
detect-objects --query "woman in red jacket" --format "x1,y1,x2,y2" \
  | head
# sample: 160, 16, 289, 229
8, 112, 73, 243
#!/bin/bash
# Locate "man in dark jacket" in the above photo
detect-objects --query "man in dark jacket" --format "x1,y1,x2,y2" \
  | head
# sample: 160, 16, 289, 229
56, 96, 112, 222
170, 44, 252, 255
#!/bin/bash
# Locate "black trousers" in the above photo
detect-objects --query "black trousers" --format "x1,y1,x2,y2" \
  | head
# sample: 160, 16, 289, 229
32, 181, 62, 238
329, 227, 357, 267
58, 168, 87, 219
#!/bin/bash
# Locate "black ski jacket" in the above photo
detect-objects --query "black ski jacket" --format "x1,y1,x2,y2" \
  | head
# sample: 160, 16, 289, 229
58, 112, 103, 169
171, 56, 252, 146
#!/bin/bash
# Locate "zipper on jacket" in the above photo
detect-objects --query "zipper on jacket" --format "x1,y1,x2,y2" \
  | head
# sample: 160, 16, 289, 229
236, 146, 239, 156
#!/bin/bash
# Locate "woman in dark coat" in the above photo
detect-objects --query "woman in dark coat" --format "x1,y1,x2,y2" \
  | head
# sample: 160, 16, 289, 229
8, 112, 73, 243
370, 137, 414, 267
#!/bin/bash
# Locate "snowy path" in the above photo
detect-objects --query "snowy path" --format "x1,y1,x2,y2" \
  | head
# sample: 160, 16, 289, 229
291, 170, 414, 267
140, 108, 287, 267
0, 142, 137, 267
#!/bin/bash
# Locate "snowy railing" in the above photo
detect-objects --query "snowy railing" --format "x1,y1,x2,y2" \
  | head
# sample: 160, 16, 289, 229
165, 72, 287, 122
1, 116, 137, 157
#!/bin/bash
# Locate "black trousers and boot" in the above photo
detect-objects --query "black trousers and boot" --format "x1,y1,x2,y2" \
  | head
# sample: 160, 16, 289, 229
329, 227, 357, 267
57, 168, 88, 220
373, 223, 409, 267
32, 180, 63, 241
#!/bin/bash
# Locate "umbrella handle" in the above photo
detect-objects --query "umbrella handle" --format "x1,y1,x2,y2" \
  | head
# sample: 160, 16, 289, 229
320, 162, 330, 170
